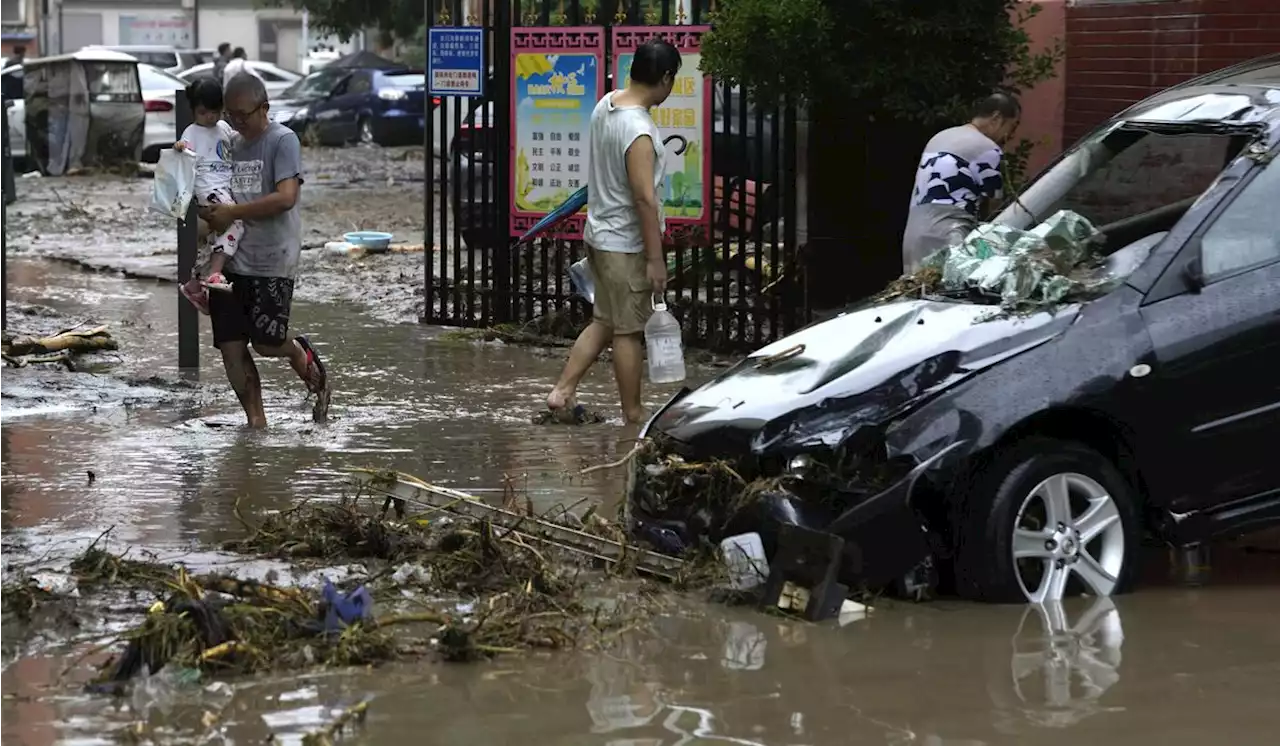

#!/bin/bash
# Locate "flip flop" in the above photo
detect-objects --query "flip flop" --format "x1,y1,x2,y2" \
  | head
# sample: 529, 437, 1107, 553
179, 283, 210, 315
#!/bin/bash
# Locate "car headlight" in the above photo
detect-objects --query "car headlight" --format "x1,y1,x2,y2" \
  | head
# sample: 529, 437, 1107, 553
786, 455, 815, 474
378, 88, 406, 101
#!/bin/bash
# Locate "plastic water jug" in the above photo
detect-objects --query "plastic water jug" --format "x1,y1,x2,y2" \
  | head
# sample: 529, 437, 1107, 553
645, 296, 686, 384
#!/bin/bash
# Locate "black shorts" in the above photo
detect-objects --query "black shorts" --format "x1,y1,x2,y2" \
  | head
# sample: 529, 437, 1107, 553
209, 273, 295, 349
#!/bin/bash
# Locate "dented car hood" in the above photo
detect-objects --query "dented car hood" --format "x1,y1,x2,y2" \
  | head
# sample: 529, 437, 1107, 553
654, 299, 1080, 453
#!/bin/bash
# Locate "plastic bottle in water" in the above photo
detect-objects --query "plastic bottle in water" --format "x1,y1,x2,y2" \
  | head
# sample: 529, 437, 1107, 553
645, 297, 686, 384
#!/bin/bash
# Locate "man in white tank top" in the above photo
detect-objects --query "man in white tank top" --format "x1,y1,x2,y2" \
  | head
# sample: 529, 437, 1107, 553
545, 38, 682, 424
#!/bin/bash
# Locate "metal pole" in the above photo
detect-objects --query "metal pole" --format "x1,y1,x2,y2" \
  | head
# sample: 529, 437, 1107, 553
2, 98, 12, 331
175, 91, 200, 372
300, 10, 309, 74
422, 0, 432, 323
192, 0, 200, 50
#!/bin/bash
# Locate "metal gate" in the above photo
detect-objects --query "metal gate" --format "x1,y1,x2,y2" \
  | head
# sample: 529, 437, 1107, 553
423, 0, 805, 352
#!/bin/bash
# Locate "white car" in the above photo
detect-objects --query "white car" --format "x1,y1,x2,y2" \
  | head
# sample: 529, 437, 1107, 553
2, 56, 189, 164
177, 60, 302, 99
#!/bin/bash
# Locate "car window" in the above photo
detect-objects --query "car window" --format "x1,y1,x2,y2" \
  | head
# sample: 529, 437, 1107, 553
84, 63, 142, 101
257, 67, 285, 82
284, 70, 343, 98
137, 52, 179, 69
347, 72, 372, 94
1201, 157, 1280, 279
996, 127, 1242, 237
383, 72, 425, 88
138, 65, 186, 92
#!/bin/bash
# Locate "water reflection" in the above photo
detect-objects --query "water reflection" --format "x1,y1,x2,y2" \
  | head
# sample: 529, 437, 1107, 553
998, 598, 1124, 731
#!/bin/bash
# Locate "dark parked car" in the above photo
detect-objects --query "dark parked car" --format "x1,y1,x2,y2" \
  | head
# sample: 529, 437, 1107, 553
631, 54, 1280, 605
272, 66, 429, 146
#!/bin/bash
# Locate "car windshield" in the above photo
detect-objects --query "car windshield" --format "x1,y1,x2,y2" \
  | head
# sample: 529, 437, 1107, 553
994, 124, 1248, 239
383, 72, 424, 88
283, 71, 344, 98
132, 51, 179, 69
881, 106, 1258, 312
138, 64, 187, 92
83, 63, 141, 101
178, 64, 209, 79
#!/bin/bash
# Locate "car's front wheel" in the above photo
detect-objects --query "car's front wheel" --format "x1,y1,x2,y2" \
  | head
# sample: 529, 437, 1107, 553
954, 438, 1140, 604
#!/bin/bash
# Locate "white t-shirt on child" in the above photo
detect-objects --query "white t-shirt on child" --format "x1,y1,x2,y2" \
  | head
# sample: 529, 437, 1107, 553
179, 121, 236, 196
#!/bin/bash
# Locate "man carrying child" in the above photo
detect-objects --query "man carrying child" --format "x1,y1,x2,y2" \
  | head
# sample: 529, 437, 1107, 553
184, 72, 333, 428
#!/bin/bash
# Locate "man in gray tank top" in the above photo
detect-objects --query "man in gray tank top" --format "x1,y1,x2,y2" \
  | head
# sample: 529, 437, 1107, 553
902, 92, 1021, 273
201, 73, 332, 427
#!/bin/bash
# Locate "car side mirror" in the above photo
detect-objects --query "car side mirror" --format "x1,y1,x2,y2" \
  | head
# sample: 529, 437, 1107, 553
1183, 255, 1205, 293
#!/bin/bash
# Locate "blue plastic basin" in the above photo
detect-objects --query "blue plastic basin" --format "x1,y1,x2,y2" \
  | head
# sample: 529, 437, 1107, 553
343, 231, 393, 253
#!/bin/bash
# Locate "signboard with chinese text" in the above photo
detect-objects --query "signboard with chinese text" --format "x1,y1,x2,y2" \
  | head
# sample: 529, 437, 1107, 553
119, 14, 193, 47
510, 27, 605, 239
428, 26, 485, 97
613, 26, 712, 235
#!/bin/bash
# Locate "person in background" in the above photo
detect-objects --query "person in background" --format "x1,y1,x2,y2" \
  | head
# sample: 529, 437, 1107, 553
211, 43, 232, 84
222, 47, 261, 88
901, 91, 1021, 273
201, 73, 331, 427
544, 37, 681, 424
3, 45, 25, 69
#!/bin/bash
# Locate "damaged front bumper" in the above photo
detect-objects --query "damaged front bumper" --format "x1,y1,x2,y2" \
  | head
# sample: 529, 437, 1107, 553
626, 390, 968, 600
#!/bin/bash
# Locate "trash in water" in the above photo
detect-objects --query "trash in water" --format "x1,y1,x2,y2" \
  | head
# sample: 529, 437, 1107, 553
2, 324, 119, 370
30, 571, 80, 597
531, 403, 607, 425
320, 579, 373, 633
720, 533, 769, 591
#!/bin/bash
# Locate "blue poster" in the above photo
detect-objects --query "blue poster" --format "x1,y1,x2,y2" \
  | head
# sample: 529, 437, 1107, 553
428, 27, 485, 97
512, 51, 600, 215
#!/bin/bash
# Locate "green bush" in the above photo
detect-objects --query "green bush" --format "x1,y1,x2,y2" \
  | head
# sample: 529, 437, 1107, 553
702, 0, 1062, 124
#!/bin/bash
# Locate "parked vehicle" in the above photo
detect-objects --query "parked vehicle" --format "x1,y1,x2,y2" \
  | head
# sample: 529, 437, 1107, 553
3, 56, 188, 165
630, 53, 1280, 605
84, 45, 203, 75
177, 60, 302, 99
271, 67, 427, 146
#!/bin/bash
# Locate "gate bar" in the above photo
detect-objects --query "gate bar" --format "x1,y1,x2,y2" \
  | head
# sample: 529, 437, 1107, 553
176, 91, 200, 372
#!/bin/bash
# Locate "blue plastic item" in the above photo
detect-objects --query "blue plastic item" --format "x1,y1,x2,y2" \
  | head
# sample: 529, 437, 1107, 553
321, 579, 374, 633
516, 186, 588, 246
343, 230, 394, 253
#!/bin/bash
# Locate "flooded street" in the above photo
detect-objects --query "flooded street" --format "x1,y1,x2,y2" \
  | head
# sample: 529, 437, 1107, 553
6, 159, 1280, 745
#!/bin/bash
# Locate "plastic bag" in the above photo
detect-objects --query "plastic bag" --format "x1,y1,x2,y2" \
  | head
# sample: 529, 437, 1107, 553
150, 148, 198, 221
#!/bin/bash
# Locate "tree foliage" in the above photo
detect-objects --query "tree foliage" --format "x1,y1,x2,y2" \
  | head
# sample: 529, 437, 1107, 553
701, 0, 1063, 123
263, 0, 425, 42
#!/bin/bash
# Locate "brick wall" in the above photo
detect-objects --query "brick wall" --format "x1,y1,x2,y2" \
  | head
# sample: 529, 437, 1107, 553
1064, 0, 1280, 143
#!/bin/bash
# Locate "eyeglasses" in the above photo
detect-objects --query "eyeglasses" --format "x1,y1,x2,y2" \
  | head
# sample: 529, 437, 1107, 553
225, 102, 264, 124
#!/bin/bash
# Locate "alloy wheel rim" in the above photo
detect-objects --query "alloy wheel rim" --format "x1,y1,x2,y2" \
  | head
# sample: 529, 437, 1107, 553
1012, 472, 1125, 602
360, 120, 373, 142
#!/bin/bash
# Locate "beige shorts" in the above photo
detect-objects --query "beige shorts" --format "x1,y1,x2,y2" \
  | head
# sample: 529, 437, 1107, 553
588, 245, 654, 335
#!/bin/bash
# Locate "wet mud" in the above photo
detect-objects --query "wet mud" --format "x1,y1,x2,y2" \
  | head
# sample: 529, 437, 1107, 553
6, 149, 1280, 746
5, 146, 438, 326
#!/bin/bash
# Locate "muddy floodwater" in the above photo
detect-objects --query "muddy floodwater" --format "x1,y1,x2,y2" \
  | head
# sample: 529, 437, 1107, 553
6, 159, 1280, 745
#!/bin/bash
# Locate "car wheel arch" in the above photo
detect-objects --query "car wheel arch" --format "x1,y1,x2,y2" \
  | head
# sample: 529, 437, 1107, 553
934, 406, 1152, 545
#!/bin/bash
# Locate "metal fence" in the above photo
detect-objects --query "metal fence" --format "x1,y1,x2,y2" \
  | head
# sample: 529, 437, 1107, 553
423, 0, 805, 351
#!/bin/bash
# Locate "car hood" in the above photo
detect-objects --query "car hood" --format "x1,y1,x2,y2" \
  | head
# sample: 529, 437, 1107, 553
653, 299, 1080, 453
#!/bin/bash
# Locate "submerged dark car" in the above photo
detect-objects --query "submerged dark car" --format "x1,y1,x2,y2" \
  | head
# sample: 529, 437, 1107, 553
630, 54, 1280, 605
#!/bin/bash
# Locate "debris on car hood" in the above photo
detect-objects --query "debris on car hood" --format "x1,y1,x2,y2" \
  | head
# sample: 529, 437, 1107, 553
879, 209, 1139, 312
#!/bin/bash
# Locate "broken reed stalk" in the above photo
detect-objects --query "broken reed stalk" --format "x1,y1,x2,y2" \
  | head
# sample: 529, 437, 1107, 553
301, 699, 371, 746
